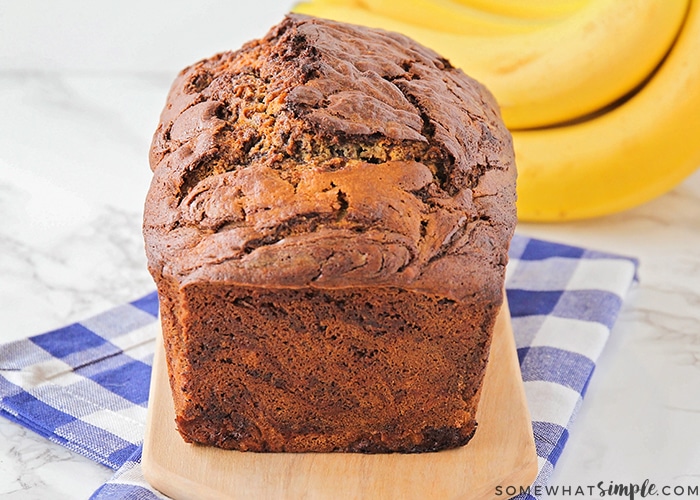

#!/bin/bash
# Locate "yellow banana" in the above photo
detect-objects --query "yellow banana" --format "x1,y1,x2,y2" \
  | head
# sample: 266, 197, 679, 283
483, 0, 688, 129
357, 0, 555, 35
305, 0, 360, 5
293, 0, 689, 130
513, 0, 700, 221
292, 0, 552, 37
453, 0, 590, 19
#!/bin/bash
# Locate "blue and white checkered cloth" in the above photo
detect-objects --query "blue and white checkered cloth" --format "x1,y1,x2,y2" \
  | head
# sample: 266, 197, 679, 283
0, 234, 638, 500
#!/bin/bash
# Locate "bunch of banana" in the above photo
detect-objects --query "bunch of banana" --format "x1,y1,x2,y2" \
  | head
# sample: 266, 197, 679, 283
293, 0, 700, 221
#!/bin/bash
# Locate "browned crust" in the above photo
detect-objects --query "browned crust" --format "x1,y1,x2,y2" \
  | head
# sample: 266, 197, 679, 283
144, 14, 516, 453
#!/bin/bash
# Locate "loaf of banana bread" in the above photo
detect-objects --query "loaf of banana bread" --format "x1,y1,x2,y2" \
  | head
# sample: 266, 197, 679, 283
144, 13, 516, 453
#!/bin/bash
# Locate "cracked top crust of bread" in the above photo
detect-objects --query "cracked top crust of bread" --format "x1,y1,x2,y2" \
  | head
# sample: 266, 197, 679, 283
144, 14, 516, 303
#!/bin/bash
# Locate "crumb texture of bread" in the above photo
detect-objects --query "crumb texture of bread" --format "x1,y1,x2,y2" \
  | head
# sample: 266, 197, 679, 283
144, 13, 516, 453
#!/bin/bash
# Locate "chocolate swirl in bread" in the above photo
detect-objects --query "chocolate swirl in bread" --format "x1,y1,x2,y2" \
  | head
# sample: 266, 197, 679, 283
144, 14, 516, 453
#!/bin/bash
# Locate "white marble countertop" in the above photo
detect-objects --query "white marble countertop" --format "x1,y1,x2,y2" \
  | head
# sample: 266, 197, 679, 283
1, 2, 699, 498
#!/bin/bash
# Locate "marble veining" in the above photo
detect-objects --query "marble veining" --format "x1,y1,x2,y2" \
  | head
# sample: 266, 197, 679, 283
517, 171, 700, 492
0, 170, 153, 341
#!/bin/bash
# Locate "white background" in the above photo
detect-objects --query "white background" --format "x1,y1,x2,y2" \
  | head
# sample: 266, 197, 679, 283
0, 1, 296, 72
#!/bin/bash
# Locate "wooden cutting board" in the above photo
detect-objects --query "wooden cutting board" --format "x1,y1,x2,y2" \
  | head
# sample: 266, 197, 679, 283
143, 301, 538, 499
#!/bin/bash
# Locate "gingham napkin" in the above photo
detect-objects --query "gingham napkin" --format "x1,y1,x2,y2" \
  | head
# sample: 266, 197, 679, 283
0, 234, 638, 500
